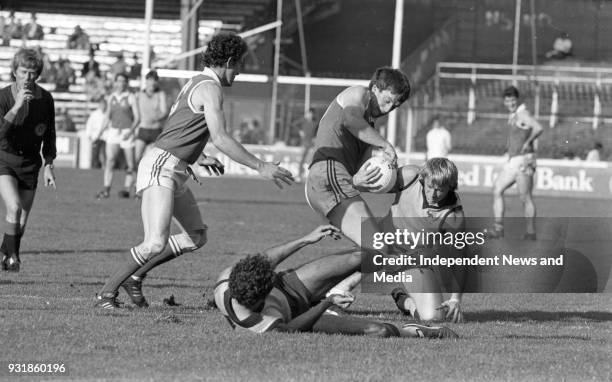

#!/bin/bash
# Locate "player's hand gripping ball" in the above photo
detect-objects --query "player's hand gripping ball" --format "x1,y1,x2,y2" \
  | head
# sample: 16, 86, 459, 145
358, 156, 397, 194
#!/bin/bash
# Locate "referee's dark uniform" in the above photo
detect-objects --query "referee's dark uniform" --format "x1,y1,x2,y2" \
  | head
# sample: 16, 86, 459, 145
0, 84, 56, 189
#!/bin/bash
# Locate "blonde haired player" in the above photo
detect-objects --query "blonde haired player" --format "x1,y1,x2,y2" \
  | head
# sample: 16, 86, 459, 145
352, 158, 465, 322
95, 33, 294, 309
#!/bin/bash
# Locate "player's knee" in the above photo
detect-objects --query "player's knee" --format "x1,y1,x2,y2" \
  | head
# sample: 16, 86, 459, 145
4, 202, 22, 219
141, 239, 166, 257
347, 251, 361, 268
417, 308, 444, 322
363, 323, 394, 338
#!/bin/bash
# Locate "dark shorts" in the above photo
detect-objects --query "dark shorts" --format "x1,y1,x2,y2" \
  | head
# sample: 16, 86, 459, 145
136, 128, 163, 145
305, 159, 360, 217
0, 150, 42, 190
274, 270, 314, 318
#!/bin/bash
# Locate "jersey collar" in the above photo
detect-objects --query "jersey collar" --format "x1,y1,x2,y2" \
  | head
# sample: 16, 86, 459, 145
203, 67, 222, 86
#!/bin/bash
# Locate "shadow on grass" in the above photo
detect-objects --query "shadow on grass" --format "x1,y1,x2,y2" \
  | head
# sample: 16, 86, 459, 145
197, 197, 307, 206
21, 248, 125, 255
504, 334, 592, 341
468, 310, 612, 322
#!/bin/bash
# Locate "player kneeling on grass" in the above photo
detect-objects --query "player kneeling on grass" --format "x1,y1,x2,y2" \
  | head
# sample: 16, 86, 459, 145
353, 158, 466, 323
214, 224, 458, 338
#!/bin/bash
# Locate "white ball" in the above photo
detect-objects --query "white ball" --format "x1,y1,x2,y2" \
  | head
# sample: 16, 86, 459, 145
359, 156, 397, 194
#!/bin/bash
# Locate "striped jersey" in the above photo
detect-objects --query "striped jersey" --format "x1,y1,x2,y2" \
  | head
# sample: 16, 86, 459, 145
214, 267, 293, 334
155, 67, 220, 164
310, 89, 373, 175
507, 103, 534, 157
108, 91, 135, 130
379, 176, 463, 242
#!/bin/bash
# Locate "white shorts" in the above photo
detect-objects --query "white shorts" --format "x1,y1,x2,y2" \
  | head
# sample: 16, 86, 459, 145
505, 153, 536, 177
105, 128, 135, 149
136, 146, 190, 194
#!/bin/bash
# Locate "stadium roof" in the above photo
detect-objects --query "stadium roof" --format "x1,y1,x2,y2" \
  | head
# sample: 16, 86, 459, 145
5, 0, 275, 26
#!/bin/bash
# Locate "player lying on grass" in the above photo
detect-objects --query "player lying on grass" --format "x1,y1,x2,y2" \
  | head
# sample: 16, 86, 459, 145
352, 157, 466, 323
214, 224, 458, 338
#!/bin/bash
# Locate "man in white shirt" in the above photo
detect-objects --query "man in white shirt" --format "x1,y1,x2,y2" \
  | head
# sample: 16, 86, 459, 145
426, 115, 451, 159
85, 98, 107, 169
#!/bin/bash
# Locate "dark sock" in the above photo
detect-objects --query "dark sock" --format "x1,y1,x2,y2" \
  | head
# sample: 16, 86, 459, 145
99, 248, 146, 296
2, 234, 19, 259
381, 323, 401, 337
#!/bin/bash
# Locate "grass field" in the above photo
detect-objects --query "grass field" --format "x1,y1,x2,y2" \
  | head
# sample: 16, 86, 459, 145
1, 168, 611, 381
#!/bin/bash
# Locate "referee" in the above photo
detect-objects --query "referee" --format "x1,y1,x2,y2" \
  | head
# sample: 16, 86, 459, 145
0, 48, 56, 272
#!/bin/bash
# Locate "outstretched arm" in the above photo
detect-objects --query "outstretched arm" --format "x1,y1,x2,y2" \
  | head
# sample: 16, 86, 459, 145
262, 225, 341, 268
196, 82, 294, 188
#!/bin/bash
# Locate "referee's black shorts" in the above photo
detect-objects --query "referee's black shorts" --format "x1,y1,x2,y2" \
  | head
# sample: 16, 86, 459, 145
0, 150, 42, 190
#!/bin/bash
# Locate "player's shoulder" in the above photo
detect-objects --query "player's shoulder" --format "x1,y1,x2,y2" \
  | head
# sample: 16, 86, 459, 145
516, 103, 532, 117
337, 86, 368, 108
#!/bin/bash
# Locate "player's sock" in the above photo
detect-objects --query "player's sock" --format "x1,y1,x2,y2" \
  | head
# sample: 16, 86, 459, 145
99, 247, 147, 295
381, 323, 402, 337
390, 288, 417, 317
494, 221, 504, 232
131, 234, 193, 278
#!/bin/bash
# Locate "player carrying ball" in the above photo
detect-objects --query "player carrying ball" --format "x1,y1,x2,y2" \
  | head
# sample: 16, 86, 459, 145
95, 33, 294, 309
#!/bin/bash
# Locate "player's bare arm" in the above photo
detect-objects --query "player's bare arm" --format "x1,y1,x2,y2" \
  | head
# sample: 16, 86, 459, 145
518, 109, 543, 153
262, 225, 341, 267
2, 87, 31, 124
435, 208, 466, 323
128, 93, 140, 136
340, 87, 397, 163
196, 82, 294, 188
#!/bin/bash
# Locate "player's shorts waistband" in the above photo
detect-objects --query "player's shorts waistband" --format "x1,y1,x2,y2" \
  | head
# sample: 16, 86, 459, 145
149, 146, 189, 171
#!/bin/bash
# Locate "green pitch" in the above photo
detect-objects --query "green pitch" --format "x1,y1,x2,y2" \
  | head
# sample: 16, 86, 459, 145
1, 169, 610, 381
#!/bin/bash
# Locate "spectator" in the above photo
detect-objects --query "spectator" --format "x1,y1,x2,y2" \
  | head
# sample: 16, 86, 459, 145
36, 48, 55, 83
129, 53, 142, 79
110, 53, 128, 77
294, 108, 318, 180
546, 32, 573, 60
7, 14, 22, 40
426, 115, 452, 159
86, 98, 108, 169
56, 108, 76, 132
241, 119, 265, 144
54, 59, 75, 92
84, 70, 106, 101
585, 141, 603, 162
67, 25, 89, 50
82, 48, 100, 78
0, 13, 6, 45
23, 12, 44, 40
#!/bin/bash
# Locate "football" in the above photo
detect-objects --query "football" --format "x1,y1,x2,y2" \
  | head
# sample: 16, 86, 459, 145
359, 156, 397, 194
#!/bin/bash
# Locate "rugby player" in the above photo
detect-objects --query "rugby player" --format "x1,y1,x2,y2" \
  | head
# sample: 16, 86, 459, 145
305, 67, 410, 255
0, 48, 56, 272
95, 72, 140, 199
215, 224, 458, 338
95, 33, 294, 309
353, 158, 465, 322
490, 86, 543, 240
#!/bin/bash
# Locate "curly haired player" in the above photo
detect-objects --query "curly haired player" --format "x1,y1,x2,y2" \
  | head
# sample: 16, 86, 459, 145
95, 33, 294, 309
214, 225, 458, 338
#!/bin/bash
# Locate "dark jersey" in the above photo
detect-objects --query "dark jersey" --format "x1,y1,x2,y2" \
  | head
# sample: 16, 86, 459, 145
310, 94, 373, 175
0, 84, 56, 162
